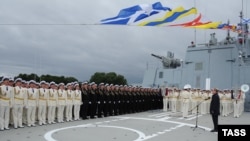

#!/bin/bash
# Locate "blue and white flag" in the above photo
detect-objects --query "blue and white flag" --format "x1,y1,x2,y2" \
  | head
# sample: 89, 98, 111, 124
242, 18, 250, 24
100, 2, 171, 25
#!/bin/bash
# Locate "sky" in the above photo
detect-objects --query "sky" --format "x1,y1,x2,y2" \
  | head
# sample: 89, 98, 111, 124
0, 0, 248, 84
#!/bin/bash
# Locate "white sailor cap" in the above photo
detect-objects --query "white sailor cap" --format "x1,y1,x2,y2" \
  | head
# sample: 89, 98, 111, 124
105, 83, 109, 86
21, 80, 27, 83
99, 83, 104, 86
82, 81, 88, 85
1, 76, 9, 82
58, 83, 65, 87
9, 78, 14, 82
49, 81, 56, 86
66, 83, 72, 87
14, 78, 22, 83
74, 83, 79, 87
72, 81, 78, 85
40, 80, 46, 85
28, 80, 36, 85
89, 82, 95, 86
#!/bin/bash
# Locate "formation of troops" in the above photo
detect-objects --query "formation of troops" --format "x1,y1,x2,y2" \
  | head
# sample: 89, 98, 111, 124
161, 87, 245, 118
0, 77, 163, 131
0, 76, 246, 131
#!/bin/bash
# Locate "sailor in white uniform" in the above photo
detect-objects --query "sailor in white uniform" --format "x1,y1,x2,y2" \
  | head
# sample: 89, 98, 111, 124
26, 80, 38, 127
12, 78, 25, 129
65, 83, 74, 122
172, 88, 179, 113
162, 87, 169, 111
0, 77, 12, 131
38, 81, 48, 125
57, 83, 67, 123
180, 88, 191, 118
233, 89, 244, 118
47, 82, 58, 124
21, 80, 28, 125
73, 83, 82, 120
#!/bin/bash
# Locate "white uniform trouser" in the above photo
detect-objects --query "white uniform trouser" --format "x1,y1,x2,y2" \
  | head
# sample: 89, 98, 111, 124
38, 102, 47, 125
182, 100, 189, 118
177, 99, 182, 112
239, 100, 244, 115
172, 98, 177, 113
233, 100, 240, 117
73, 104, 80, 120
191, 100, 197, 114
221, 101, 227, 116
200, 101, 207, 114
22, 108, 27, 124
12, 104, 23, 128
168, 99, 172, 112
163, 98, 168, 111
65, 103, 73, 121
47, 105, 56, 124
57, 105, 65, 122
0, 102, 10, 130
27, 106, 36, 126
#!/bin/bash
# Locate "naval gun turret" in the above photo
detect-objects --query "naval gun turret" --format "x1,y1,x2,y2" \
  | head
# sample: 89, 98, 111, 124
151, 51, 181, 69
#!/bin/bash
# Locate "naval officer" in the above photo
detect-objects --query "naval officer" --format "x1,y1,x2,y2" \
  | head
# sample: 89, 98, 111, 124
73, 83, 82, 120
233, 89, 244, 118
57, 83, 67, 123
26, 80, 38, 127
47, 82, 58, 124
12, 78, 25, 129
0, 77, 12, 131
97, 83, 104, 118
21, 80, 28, 125
38, 81, 48, 125
65, 83, 74, 121
89, 82, 97, 119
162, 87, 169, 111
181, 88, 191, 118
80, 82, 89, 119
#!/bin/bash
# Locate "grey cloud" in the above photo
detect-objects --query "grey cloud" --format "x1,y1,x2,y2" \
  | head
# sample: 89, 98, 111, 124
0, 0, 247, 84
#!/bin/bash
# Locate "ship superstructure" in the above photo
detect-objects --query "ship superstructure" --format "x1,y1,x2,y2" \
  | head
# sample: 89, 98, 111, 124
142, 13, 250, 111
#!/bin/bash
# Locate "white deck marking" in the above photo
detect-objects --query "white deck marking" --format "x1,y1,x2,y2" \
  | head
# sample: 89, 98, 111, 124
186, 115, 202, 120
148, 112, 172, 117
44, 124, 92, 141
44, 115, 212, 141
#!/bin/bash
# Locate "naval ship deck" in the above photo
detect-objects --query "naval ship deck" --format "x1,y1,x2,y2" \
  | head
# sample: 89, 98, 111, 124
1, 110, 250, 141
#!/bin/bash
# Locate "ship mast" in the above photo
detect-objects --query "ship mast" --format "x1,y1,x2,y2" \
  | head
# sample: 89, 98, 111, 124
193, 0, 197, 46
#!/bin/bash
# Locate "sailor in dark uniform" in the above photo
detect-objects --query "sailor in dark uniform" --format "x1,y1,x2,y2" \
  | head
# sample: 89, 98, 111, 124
113, 85, 119, 115
118, 85, 124, 115
80, 81, 89, 119
109, 84, 115, 116
89, 82, 97, 118
103, 84, 110, 117
97, 83, 104, 118
123, 85, 128, 114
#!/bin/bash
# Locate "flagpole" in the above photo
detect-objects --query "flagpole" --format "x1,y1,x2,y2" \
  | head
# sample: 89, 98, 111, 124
241, 0, 245, 49
194, 0, 196, 46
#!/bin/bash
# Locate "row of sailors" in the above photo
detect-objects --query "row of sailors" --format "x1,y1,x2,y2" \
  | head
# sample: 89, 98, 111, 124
161, 87, 245, 118
0, 77, 163, 131
80, 82, 162, 119
0, 77, 82, 131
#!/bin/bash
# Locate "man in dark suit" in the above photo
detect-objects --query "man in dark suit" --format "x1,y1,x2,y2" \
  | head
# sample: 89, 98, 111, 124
210, 88, 220, 132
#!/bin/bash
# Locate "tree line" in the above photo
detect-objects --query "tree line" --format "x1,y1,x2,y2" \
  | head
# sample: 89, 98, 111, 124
1, 72, 128, 85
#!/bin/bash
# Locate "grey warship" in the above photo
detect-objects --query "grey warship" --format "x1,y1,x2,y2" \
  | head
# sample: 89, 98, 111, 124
142, 14, 250, 111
